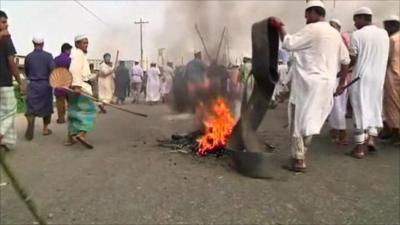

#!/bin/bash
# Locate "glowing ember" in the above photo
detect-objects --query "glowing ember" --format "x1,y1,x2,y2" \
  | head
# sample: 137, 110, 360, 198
197, 97, 235, 156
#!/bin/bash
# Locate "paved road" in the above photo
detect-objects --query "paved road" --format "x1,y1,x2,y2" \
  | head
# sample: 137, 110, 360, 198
1, 101, 399, 224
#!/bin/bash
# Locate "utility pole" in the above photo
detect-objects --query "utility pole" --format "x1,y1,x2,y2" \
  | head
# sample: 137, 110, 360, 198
134, 18, 149, 68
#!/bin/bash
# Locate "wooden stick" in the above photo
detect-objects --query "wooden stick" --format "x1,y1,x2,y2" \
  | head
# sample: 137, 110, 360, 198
65, 88, 148, 117
215, 27, 227, 63
114, 50, 120, 68
194, 24, 212, 62
334, 77, 360, 97
0, 147, 47, 225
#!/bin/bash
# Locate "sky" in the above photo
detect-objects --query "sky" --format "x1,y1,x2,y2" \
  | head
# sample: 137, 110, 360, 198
1, 0, 399, 64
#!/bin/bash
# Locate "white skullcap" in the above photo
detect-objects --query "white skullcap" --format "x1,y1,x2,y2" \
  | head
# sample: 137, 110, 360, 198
306, 0, 325, 10
329, 18, 342, 27
74, 34, 87, 42
32, 34, 44, 44
384, 14, 400, 22
354, 7, 373, 16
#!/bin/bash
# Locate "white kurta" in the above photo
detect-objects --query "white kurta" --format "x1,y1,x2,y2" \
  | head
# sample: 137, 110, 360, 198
160, 66, 174, 95
98, 62, 115, 103
349, 25, 390, 130
329, 33, 352, 130
329, 79, 349, 130
146, 67, 161, 102
130, 65, 144, 83
69, 49, 95, 95
283, 21, 350, 137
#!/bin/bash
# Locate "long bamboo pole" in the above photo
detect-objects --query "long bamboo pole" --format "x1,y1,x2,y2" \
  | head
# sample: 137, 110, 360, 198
65, 88, 148, 117
0, 147, 47, 225
194, 24, 212, 62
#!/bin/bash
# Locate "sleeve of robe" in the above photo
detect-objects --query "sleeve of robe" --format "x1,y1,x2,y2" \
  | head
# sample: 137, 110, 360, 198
48, 54, 55, 72
282, 26, 313, 51
69, 51, 84, 88
100, 63, 113, 77
349, 33, 359, 57
24, 55, 30, 79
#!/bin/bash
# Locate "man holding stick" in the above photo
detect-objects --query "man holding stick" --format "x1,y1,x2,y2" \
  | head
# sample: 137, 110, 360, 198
66, 35, 97, 149
270, 0, 350, 172
98, 52, 115, 113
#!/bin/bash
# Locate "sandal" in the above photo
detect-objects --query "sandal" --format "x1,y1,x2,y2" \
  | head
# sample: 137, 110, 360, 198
349, 147, 365, 159
43, 129, 53, 136
56, 119, 66, 124
287, 158, 306, 173
367, 144, 378, 153
75, 136, 94, 149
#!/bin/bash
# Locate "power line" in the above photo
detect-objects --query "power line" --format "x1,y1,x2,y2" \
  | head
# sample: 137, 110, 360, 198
73, 0, 110, 27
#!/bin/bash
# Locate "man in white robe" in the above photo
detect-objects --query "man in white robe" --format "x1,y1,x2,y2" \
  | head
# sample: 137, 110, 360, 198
160, 62, 174, 103
146, 63, 161, 104
337, 7, 390, 158
98, 53, 115, 113
328, 18, 352, 145
67, 34, 98, 148
271, 0, 350, 172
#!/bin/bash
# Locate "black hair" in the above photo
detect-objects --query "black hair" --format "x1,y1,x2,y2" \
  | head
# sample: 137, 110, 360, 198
384, 20, 400, 35
61, 43, 72, 53
354, 14, 372, 23
103, 53, 111, 59
306, 6, 326, 17
150, 63, 156, 67
134, 61, 139, 65
0, 10, 8, 19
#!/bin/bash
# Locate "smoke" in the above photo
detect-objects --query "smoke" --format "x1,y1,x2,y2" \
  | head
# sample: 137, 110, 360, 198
155, 0, 399, 65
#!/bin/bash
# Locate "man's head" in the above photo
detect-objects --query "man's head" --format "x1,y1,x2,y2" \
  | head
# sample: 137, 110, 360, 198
134, 61, 139, 65
194, 51, 202, 59
61, 43, 72, 55
167, 62, 173, 68
353, 7, 373, 30
305, 1, 325, 24
74, 34, 89, 53
119, 61, 125, 66
32, 34, 44, 49
150, 62, 156, 67
383, 15, 400, 36
103, 53, 111, 63
329, 19, 342, 32
0, 10, 8, 31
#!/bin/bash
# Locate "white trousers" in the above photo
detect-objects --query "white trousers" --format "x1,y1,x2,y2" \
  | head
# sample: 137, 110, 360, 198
329, 89, 348, 130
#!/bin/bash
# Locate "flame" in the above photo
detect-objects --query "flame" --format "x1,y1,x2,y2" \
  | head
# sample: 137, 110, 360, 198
197, 97, 235, 156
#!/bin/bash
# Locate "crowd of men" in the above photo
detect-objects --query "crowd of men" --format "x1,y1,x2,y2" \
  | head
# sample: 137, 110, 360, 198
0, 9, 175, 149
269, 0, 399, 172
1, 0, 399, 173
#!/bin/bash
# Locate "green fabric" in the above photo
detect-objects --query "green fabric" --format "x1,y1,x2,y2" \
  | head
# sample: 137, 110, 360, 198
13, 83, 25, 113
68, 95, 97, 135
